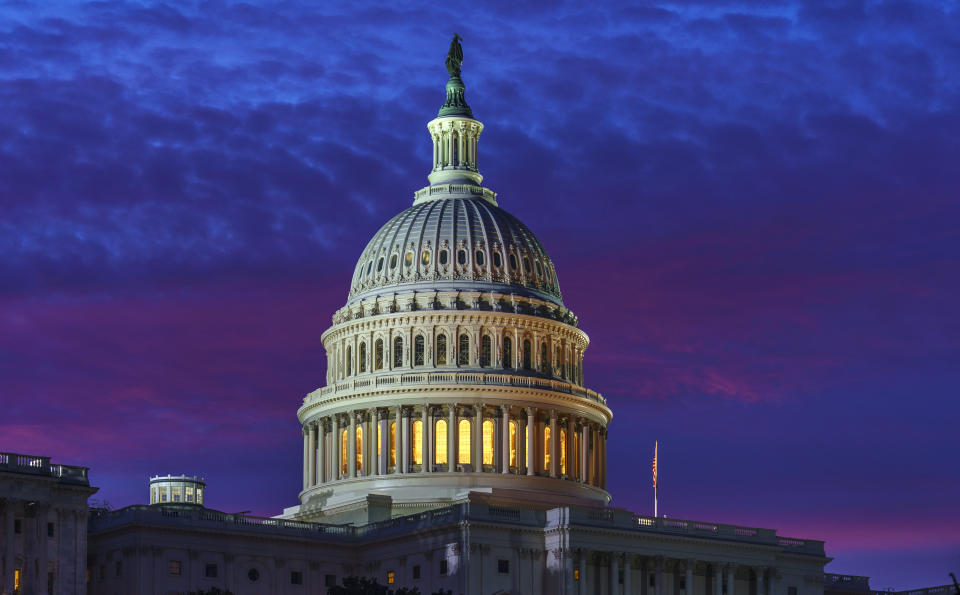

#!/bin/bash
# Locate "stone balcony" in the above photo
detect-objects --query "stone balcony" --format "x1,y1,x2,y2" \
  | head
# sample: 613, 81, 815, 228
0, 452, 90, 486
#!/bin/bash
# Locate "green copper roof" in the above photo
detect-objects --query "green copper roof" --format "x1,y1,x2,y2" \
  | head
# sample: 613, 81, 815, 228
438, 34, 474, 118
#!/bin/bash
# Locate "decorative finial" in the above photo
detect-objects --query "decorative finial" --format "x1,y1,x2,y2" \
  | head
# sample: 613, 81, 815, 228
445, 34, 463, 77
438, 34, 473, 118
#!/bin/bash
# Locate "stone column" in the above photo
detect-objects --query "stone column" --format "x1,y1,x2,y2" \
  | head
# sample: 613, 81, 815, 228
302, 426, 310, 490
378, 410, 388, 475
365, 411, 375, 476
333, 414, 341, 480
401, 407, 411, 474
317, 419, 326, 483
601, 427, 607, 488
655, 556, 663, 595
501, 406, 511, 473
448, 406, 457, 472
549, 410, 558, 478
727, 565, 737, 595
756, 567, 767, 595
474, 404, 484, 470
580, 421, 590, 484
526, 407, 536, 475
348, 412, 358, 478
610, 553, 620, 595
578, 550, 588, 595
566, 417, 576, 478
308, 422, 318, 487
623, 555, 631, 595
423, 405, 432, 473
714, 563, 723, 595
686, 560, 695, 595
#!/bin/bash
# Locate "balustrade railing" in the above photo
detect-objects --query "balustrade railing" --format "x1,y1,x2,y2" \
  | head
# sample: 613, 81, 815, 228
0, 452, 89, 485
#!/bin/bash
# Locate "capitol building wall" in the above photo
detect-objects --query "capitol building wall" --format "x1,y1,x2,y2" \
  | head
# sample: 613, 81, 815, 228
77, 40, 832, 595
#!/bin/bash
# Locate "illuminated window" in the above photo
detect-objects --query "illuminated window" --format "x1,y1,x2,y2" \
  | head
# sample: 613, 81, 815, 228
169, 560, 182, 575
393, 336, 403, 367
414, 335, 425, 366
560, 428, 567, 475
540, 343, 548, 374
458, 334, 469, 366
377, 423, 382, 458
356, 426, 363, 472
359, 342, 367, 373
405, 251, 413, 267
14, 569, 20, 592
387, 570, 395, 584
341, 429, 348, 474
390, 422, 397, 467
574, 569, 580, 581
421, 250, 430, 265
412, 420, 423, 465
160, 490, 168, 502
435, 419, 448, 465
197, 487, 203, 505
503, 336, 512, 369
150, 487, 157, 504
555, 345, 562, 378
482, 419, 494, 465
185, 485, 195, 502
346, 345, 352, 376
523, 340, 532, 370
509, 421, 518, 467
480, 335, 491, 367
458, 419, 471, 465
436, 334, 447, 365
375, 339, 384, 370
544, 425, 551, 469
526, 423, 530, 467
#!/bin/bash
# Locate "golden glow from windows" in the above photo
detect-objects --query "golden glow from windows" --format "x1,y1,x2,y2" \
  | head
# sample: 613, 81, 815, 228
412, 420, 423, 465
435, 419, 447, 464
14, 569, 20, 592
482, 419, 494, 465
574, 432, 580, 478
389, 421, 397, 467
436, 334, 447, 365
544, 425, 551, 469
560, 428, 566, 475
458, 419, 471, 464
356, 426, 363, 472
387, 570, 395, 584
341, 429, 348, 474
377, 423, 381, 457
509, 421, 518, 467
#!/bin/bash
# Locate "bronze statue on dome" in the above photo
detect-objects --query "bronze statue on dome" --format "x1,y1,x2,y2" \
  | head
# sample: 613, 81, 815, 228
445, 33, 463, 77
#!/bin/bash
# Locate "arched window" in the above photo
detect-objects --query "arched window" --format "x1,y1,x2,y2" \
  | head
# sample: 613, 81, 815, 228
346, 345, 352, 376
458, 334, 469, 366
457, 249, 467, 265
480, 335, 491, 367
375, 339, 384, 370
540, 343, 548, 374
414, 335, 425, 366
458, 419, 471, 465
573, 431, 580, 479
523, 339, 532, 370
503, 336, 512, 369
436, 334, 447, 365
509, 254, 518, 270
560, 428, 567, 475
554, 345, 561, 378
412, 420, 423, 465
439, 249, 449, 265
393, 336, 403, 368
356, 426, 363, 473
435, 419, 448, 465
493, 252, 503, 268
509, 420, 518, 467
389, 422, 397, 467
340, 429, 348, 475
359, 342, 367, 373
544, 425, 551, 470
482, 419, 494, 466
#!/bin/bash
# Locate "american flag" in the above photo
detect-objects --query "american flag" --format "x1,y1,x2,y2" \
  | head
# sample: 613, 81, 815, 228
652, 440, 658, 488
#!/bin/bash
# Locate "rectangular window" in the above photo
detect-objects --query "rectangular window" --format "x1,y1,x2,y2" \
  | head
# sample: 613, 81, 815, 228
14, 519, 21, 534
497, 559, 509, 574
325, 574, 337, 587
47, 570, 54, 595
386, 570, 395, 584
205, 564, 218, 578
173, 492, 181, 502
290, 571, 303, 585
650, 575, 656, 587
439, 559, 448, 576
47, 522, 55, 537
574, 568, 580, 581
185, 485, 195, 502
788, 588, 798, 595
168, 560, 182, 575
412, 565, 421, 580
115, 561, 122, 577
99, 566, 105, 580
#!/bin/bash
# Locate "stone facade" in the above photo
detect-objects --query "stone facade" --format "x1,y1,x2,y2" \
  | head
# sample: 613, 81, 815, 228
0, 452, 97, 595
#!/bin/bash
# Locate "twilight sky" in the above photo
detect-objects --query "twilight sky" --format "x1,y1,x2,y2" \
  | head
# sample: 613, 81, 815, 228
1, 0, 958, 587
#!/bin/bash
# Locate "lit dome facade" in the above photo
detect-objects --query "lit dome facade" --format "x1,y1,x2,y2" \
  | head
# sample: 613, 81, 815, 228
294, 39, 611, 522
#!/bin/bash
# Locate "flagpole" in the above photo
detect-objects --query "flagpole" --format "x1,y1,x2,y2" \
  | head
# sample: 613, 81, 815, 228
653, 440, 658, 518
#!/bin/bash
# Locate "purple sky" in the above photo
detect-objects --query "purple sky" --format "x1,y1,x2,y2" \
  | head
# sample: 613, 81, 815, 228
1, 1, 958, 588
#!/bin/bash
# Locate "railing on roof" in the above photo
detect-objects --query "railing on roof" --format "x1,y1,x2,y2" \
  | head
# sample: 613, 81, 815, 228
307, 371, 606, 406
0, 452, 90, 486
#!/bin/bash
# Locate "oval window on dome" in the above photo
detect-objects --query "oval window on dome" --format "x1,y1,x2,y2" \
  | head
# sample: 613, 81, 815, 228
523, 258, 531, 273
366, 261, 373, 276
377, 257, 384, 272
509, 254, 518, 270
544, 265, 551, 281
422, 250, 430, 265
457, 250, 467, 266
535, 261, 543, 276
476, 251, 485, 266
493, 252, 502, 268
405, 251, 413, 267
439, 250, 449, 265
390, 254, 398, 269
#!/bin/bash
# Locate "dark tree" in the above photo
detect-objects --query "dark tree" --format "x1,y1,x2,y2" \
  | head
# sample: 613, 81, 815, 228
328, 576, 420, 595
